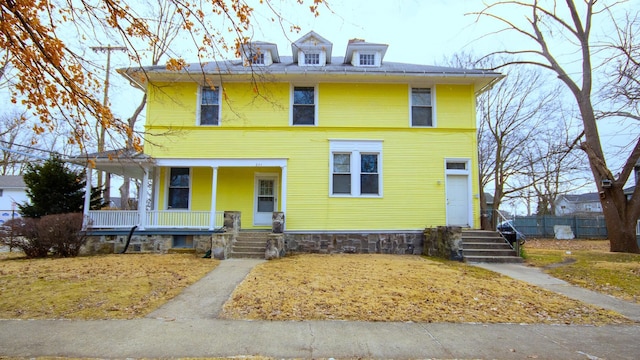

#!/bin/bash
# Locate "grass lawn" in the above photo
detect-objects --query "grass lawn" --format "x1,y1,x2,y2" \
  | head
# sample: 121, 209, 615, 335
2, 240, 637, 324
0, 252, 219, 319
220, 254, 631, 324
524, 239, 640, 304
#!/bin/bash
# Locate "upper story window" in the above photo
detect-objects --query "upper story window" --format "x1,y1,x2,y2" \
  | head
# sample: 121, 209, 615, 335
168, 167, 189, 209
292, 86, 316, 125
411, 88, 433, 127
359, 53, 376, 66
330, 140, 383, 197
199, 86, 220, 125
304, 52, 320, 65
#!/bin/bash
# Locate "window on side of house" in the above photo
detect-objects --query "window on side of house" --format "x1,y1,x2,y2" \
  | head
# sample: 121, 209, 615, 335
200, 86, 220, 125
411, 88, 433, 127
168, 167, 189, 209
332, 153, 351, 194
330, 141, 382, 197
292, 86, 316, 125
360, 153, 379, 195
359, 53, 375, 66
304, 52, 320, 65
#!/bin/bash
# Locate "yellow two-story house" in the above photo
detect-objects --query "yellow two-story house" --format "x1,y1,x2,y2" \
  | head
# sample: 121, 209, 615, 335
82, 32, 501, 256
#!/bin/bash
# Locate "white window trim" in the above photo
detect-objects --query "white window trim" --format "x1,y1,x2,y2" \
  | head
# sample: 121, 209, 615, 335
444, 158, 470, 176
409, 86, 436, 128
329, 140, 383, 198
196, 85, 222, 126
290, 84, 318, 126
301, 51, 323, 66
166, 167, 192, 210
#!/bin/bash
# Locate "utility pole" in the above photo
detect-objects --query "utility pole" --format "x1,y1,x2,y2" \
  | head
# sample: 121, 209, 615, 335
91, 45, 126, 205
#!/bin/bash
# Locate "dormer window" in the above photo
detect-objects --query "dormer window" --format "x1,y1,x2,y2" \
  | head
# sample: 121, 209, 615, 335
359, 53, 375, 66
292, 31, 333, 67
344, 39, 388, 68
241, 42, 279, 66
305, 52, 320, 65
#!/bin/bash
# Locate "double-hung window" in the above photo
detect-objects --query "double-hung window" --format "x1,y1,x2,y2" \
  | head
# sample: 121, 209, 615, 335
411, 88, 433, 127
332, 153, 351, 194
200, 86, 220, 125
292, 86, 316, 125
168, 167, 189, 209
330, 140, 382, 197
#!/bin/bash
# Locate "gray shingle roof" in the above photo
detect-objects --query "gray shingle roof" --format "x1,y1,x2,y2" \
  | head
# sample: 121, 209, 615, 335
139, 56, 500, 77
0, 175, 25, 188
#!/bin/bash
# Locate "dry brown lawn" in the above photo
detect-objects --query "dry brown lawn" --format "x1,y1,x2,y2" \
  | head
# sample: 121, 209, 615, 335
0, 253, 218, 319
525, 239, 640, 304
220, 254, 631, 324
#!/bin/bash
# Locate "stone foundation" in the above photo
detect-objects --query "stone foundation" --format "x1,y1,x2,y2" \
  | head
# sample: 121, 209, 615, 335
284, 232, 423, 255
81, 233, 218, 256
423, 226, 462, 260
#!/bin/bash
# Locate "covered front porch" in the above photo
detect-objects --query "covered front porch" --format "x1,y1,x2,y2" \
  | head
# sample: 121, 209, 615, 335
73, 151, 287, 232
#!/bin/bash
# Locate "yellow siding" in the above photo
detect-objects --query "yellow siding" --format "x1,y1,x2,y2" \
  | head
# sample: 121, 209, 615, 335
147, 83, 198, 128
319, 83, 408, 128
191, 167, 212, 211
216, 167, 281, 228
146, 80, 480, 230
222, 82, 290, 127
435, 84, 475, 128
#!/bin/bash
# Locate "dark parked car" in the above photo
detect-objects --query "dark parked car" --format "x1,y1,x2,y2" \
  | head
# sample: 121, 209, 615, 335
497, 221, 526, 247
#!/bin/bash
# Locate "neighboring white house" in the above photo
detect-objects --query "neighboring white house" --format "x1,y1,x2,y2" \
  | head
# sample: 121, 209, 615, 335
555, 192, 603, 215
0, 176, 27, 224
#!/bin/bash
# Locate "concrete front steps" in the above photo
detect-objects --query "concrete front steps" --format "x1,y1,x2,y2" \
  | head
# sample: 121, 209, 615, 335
462, 230, 523, 263
230, 231, 267, 259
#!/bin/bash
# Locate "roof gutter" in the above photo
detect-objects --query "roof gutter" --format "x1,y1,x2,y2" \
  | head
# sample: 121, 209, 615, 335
116, 68, 147, 92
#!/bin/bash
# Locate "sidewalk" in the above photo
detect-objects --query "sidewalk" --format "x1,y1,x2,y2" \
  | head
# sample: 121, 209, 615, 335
0, 259, 639, 359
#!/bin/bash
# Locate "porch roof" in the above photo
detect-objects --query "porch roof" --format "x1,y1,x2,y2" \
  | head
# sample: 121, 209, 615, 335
67, 149, 155, 179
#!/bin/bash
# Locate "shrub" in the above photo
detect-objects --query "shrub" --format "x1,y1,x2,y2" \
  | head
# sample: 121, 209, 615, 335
0, 213, 87, 258
1, 217, 51, 258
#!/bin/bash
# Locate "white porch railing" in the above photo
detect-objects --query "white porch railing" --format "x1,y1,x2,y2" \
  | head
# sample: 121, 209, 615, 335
87, 210, 224, 230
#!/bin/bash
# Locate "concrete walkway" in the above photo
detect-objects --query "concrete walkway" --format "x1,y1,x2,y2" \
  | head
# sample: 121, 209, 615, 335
475, 262, 640, 322
0, 259, 639, 359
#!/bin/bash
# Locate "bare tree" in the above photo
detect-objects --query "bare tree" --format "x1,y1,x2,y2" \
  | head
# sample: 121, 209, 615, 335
599, 10, 640, 121
117, 0, 182, 210
475, 0, 640, 253
520, 120, 587, 215
0, 0, 326, 150
0, 110, 37, 175
444, 53, 563, 228
481, 72, 562, 228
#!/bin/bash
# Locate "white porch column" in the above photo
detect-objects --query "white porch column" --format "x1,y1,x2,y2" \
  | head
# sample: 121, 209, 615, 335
281, 165, 287, 231
138, 168, 150, 230
209, 166, 218, 230
82, 165, 93, 230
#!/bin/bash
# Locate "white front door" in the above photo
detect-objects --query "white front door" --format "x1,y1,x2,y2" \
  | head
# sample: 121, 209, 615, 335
446, 174, 469, 227
254, 174, 278, 226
